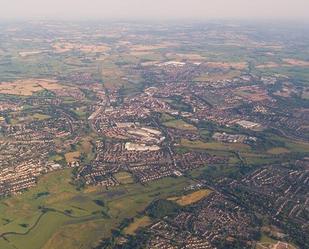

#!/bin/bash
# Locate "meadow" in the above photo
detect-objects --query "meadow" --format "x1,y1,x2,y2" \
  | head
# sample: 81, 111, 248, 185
0, 169, 193, 249
180, 138, 251, 152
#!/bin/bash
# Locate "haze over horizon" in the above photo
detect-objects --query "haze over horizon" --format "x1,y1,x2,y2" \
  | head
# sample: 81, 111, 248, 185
1, 0, 309, 21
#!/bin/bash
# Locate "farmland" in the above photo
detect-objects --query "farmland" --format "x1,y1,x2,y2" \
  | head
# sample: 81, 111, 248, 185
0, 79, 67, 96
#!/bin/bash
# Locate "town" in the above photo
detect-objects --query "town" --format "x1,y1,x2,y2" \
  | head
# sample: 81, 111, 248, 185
0, 21, 308, 249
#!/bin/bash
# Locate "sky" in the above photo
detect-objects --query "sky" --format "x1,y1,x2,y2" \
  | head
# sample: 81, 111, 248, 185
1, 0, 309, 21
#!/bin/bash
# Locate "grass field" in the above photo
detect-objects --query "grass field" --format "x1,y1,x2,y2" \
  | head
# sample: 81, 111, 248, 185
76, 137, 96, 164
238, 152, 278, 165
180, 139, 250, 152
160, 113, 175, 122
195, 70, 241, 82
0, 169, 193, 249
31, 113, 51, 121
168, 189, 212, 206
267, 147, 290, 155
0, 169, 105, 249
256, 234, 297, 249
267, 134, 309, 153
180, 139, 281, 166
114, 172, 135, 184
48, 154, 64, 162
0, 79, 67, 96
282, 140, 309, 153
164, 120, 197, 131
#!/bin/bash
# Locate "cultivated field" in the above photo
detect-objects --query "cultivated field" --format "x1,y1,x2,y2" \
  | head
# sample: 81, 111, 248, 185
0, 79, 66, 96
52, 42, 110, 53
205, 61, 248, 70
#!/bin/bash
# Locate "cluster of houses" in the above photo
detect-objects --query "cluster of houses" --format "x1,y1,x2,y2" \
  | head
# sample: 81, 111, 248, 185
147, 220, 216, 249
127, 192, 257, 249
241, 164, 309, 224
0, 159, 61, 196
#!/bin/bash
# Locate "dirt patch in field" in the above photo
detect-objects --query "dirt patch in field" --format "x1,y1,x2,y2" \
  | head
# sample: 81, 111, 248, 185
282, 58, 309, 67
124, 216, 152, 235
256, 62, 281, 69
168, 189, 212, 206
64, 151, 80, 163
130, 42, 176, 52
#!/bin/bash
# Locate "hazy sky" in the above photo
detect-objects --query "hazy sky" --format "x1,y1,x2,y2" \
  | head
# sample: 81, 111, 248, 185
1, 0, 309, 20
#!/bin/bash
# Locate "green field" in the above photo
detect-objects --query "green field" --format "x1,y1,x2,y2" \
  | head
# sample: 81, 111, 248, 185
164, 120, 197, 131
180, 139, 251, 152
31, 113, 51, 121
114, 172, 135, 184
0, 169, 193, 249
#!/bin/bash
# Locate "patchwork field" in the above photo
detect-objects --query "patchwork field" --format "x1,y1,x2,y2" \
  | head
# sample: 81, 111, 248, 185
235, 85, 270, 101
129, 43, 175, 52
0, 79, 67, 96
0, 20, 308, 249
52, 42, 110, 53
256, 58, 309, 69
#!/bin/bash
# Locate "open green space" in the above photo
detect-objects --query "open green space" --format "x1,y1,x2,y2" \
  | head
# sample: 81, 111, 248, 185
31, 113, 51, 121
114, 172, 134, 185
0, 169, 193, 249
180, 138, 251, 152
164, 120, 197, 131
